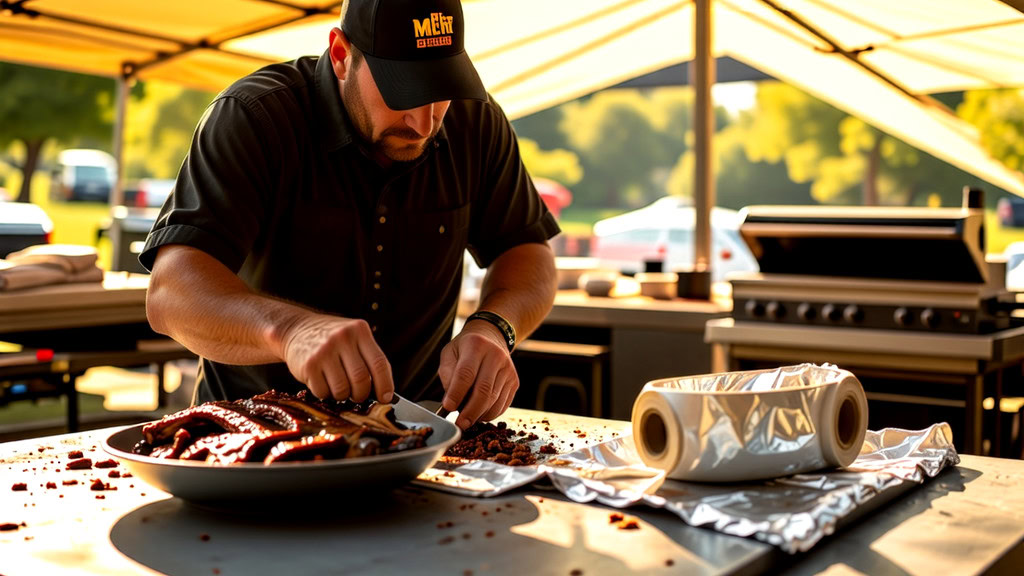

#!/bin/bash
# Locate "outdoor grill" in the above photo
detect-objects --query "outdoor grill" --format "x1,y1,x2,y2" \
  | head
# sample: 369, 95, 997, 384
728, 188, 1017, 335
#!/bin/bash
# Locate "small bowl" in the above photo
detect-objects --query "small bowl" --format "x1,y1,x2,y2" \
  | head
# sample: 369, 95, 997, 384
635, 272, 679, 300
579, 271, 619, 297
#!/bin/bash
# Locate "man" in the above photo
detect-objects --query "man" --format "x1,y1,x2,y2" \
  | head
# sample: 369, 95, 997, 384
141, 0, 559, 430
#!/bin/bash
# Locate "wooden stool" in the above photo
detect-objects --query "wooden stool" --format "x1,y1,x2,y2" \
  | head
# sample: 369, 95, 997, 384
512, 340, 609, 417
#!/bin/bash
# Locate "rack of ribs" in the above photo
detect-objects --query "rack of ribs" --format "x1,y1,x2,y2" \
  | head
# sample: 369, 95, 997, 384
134, 390, 431, 465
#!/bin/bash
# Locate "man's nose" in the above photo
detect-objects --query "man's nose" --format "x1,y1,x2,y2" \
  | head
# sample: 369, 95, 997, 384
404, 103, 436, 138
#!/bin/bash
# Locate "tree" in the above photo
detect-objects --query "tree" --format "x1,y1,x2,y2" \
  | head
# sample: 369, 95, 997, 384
560, 90, 678, 208
0, 62, 116, 202
958, 89, 1024, 173
517, 138, 583, 187
123, 82, 214, 180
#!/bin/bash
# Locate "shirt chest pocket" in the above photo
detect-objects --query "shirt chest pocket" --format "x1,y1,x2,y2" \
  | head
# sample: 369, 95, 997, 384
396, 204, 472, 292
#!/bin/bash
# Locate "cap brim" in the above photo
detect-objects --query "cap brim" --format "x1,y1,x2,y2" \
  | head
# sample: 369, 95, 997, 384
363, 50, 487, 111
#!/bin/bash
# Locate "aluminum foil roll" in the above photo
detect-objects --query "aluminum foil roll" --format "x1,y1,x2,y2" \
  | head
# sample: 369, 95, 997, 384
631, 363, 868, 482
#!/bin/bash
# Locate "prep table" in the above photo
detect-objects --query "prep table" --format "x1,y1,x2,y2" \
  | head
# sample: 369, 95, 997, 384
2, 408, 1023, 575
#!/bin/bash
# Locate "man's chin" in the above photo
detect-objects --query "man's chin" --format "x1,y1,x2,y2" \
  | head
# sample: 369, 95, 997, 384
381, 142, 427, 163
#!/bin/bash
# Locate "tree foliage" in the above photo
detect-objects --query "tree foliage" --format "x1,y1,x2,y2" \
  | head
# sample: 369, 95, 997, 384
123, 82, 214, 180
0, 62, 116, 202
958, 89, 1024, 173
517, 138, 583, 187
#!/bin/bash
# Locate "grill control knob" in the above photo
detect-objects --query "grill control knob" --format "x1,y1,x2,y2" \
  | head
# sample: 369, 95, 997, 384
843, 304, 864, 324
796, 302, 817, 322
894, 307, 912, 327
822, 303, 842, 322
921, 308, 939, 329
766, 301, 786, 320
745, 300, 765, 318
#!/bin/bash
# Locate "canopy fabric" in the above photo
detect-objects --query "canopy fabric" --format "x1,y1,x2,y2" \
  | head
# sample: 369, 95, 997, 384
2, 0, 1024, 195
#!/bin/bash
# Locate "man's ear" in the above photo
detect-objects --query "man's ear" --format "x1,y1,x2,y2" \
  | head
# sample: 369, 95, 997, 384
328, 27, 350, 80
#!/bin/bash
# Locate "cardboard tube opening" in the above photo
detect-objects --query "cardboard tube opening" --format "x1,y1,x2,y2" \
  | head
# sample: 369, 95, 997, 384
641, 410, 668, 458
836, 395, 858, 450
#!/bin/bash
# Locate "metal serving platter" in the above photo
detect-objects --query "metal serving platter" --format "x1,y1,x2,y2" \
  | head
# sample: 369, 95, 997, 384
103, 396, 460, 504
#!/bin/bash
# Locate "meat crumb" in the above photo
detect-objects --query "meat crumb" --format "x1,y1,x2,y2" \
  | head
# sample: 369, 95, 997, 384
108, 470, 121, 478
94, 459, 118, 469
11, 483, 27, 491
66, 458, 92, 470
62, 479, 78, 486
45, 482, 57, 489
609, 513, 624, 523
67, 450, 84, 459
484, 530, 495, 538
1, 522, 26, 531
438, 535, 455, 545
618, 520, 640, 530
200, 533, 211, 542
570, 569, 583, 576
665, 559, 675, 566
95, 495, 105, 499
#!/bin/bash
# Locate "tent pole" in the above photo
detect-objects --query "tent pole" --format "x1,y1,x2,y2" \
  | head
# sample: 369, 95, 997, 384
111, 73, 129, 208
691, 0, 714, 298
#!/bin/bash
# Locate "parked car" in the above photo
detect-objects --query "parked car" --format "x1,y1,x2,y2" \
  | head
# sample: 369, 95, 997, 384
590, 196, 759, 283
0, 201, 53, 257
123, 178, 175, 208
997, 196, 1024, 228
49, 149, 117, 203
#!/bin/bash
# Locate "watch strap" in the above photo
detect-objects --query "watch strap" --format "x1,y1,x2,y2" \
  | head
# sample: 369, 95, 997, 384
467, 310, 516, 352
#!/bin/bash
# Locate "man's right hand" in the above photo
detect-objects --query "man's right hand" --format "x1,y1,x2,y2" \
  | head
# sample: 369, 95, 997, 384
280, 314, 394, 403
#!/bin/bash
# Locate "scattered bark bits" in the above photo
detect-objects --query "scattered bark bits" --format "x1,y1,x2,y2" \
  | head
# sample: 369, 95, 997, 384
438, 535, 455, 545
90, 479, 116, 491
1, 522, 26, 531
66, 458, 92, 470
485, 530, 495, 538
665, 559, 675, 566
570, 570, 583, 576
539, 444, 557, 454
11, 483, 27, 491
62, 479, 78, 486
94, 459, 118, 469
618, 520, 640, 530
45, 482, 57, 489
437, 521, 455, 529
444, 422, 538, 465
107, 470, 121, 478
67, 450, 84, 459
461, 532, 471, 540
200, 533, 211, 542
609, 513, 624, 523
95, 495, 105, 499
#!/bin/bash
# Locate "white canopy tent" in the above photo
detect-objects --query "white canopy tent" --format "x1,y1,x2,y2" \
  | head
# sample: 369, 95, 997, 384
3, 0, 1024, 274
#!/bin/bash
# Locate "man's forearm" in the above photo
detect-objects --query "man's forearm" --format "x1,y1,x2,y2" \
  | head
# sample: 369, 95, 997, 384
475, 242, 557, 343
147, 245, 310, 364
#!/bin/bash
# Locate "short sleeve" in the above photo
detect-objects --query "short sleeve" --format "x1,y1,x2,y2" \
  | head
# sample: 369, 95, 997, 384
467, 98, 560, 269
139, 96, 273, 273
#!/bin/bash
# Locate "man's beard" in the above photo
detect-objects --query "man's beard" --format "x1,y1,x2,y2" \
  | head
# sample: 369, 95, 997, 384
343, 71, 435, 163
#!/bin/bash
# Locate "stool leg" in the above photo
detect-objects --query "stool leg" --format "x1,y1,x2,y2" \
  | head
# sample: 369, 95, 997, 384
64, 373, 79, 433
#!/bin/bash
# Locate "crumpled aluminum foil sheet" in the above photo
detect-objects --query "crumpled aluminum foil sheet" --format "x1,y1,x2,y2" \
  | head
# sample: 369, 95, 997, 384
416, 422, 958, 553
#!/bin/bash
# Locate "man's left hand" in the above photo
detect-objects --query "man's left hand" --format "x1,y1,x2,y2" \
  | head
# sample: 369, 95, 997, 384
437, 321, 519, 429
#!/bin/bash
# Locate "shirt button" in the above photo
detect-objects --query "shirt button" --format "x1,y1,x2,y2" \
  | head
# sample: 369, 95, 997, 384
376, 244, 383, 252
374, 270, 381, 278
439, 225, 446, 234
373, 282, 380, 290
379, 216, 386, 224
371, 302, 379, 311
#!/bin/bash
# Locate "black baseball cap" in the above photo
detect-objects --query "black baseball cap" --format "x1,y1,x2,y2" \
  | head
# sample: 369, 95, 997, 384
342, 0, 487, 110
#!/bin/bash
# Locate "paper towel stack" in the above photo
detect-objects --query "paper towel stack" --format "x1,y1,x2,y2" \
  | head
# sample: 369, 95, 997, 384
631, 363, 868, 482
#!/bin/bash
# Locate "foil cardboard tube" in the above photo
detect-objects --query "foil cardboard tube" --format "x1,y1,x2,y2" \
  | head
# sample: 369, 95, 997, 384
631, 364, 868, 482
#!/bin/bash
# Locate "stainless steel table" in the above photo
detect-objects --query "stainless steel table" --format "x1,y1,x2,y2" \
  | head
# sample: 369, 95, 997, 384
2, 407, 1022, 575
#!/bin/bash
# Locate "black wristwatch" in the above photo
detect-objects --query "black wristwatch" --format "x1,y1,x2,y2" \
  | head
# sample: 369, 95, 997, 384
467, 310, 516, 352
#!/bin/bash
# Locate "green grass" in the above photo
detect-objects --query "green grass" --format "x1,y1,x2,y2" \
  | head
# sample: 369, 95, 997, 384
986, 211, 1024, 254
0, 392, 107, 426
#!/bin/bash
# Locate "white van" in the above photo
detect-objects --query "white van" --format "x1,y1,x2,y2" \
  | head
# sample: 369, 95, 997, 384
590, 196, 759, 282
50, 149, 117, 203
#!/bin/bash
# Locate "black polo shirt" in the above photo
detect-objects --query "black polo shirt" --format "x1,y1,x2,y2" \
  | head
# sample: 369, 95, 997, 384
140, 51, 559, 404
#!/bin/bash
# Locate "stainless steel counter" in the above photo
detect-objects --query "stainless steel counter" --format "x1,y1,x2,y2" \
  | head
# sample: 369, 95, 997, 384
3, 407, 1023, 576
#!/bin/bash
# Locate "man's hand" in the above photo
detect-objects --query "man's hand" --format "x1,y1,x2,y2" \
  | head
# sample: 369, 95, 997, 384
438, 320, 519, 429
281, 313, 394, 403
